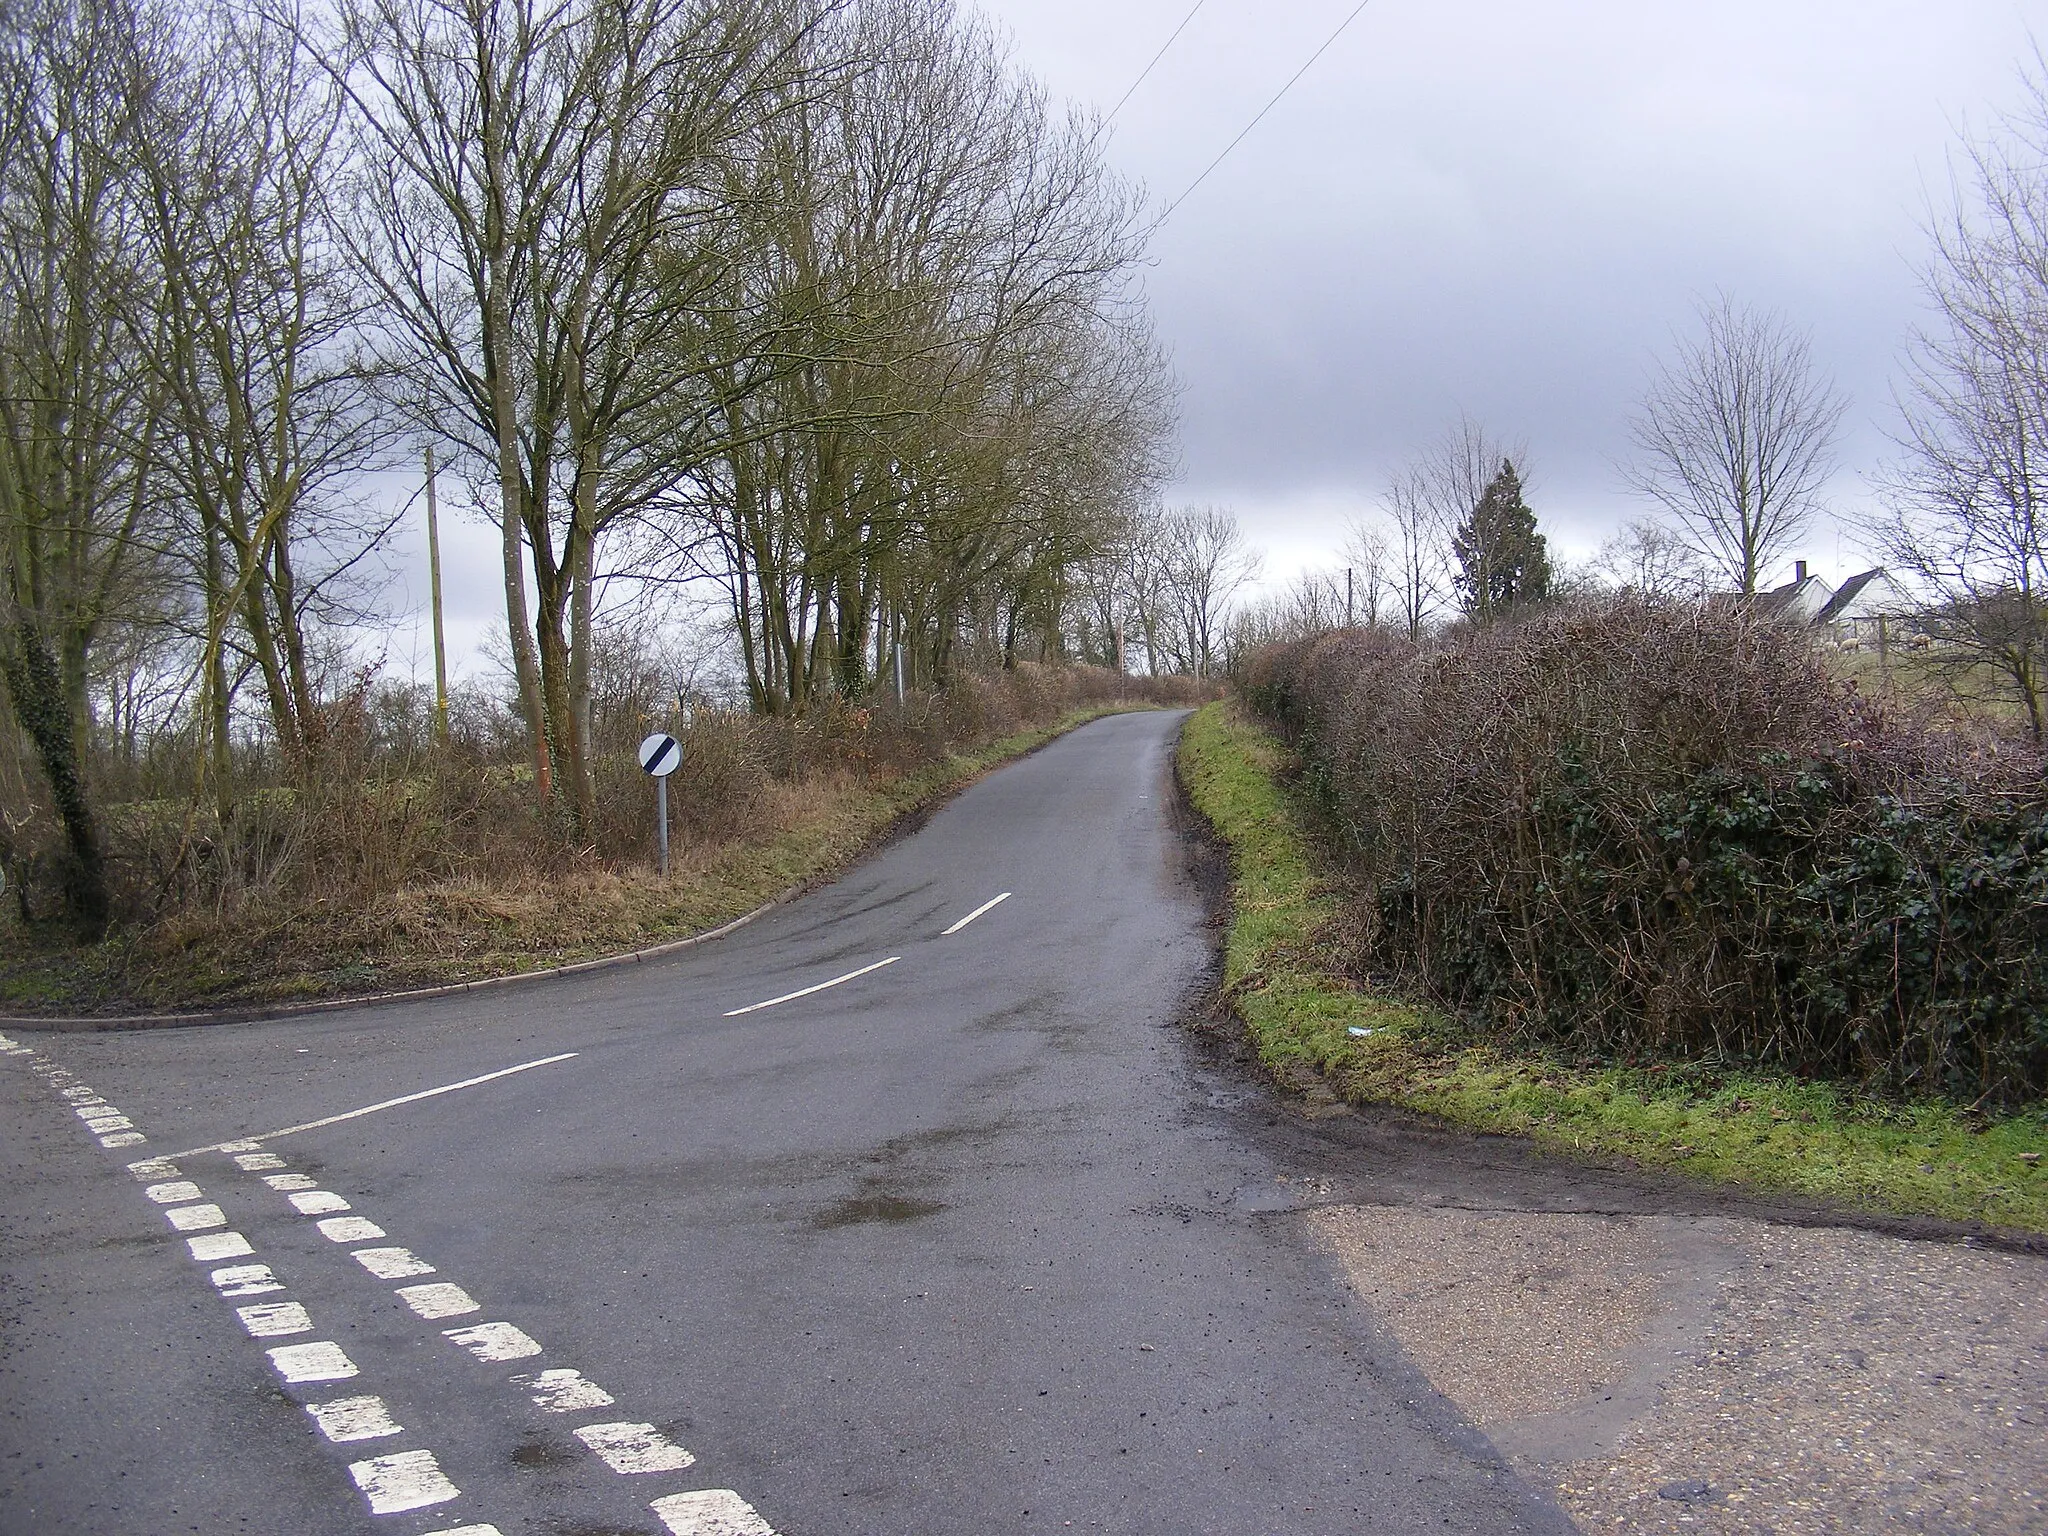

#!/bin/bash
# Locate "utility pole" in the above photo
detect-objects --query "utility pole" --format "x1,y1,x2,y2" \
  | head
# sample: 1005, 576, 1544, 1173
425, 444, 449, 745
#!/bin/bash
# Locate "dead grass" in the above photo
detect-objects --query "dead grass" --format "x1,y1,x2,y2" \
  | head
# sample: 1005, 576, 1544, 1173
1, 703, 1148, 1015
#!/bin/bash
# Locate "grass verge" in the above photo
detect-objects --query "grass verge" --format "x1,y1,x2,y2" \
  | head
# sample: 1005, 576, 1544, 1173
3, 704, 1147, 1017
1177, 699, 2048, 1235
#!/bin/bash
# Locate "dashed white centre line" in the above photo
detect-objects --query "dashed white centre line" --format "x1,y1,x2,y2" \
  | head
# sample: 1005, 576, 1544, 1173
143, 1180, 202, 1204
233, 1151, 286, 1170
348, 1448, 460, 1514
722, 956, 900, 1016
172, 1052, 579, 1156
573, 1422, 695, 1474
650, 1490, 781, 1535
940, 891, 1011, 934
264, 1172, 317, 1190
288, 1190, 352, 1214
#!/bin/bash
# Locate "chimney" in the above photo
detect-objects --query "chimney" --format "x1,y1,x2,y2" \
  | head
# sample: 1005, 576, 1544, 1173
1794, 560, 1807, 583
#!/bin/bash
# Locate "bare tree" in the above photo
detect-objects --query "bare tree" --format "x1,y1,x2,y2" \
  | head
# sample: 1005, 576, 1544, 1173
1157, 504, 1259, 677
1593, 516, 1710, 600
1623, 294, 1846, 595
1869, 64, 2048, 742
0, 0, 178, 931
1378, 415, 1520, 637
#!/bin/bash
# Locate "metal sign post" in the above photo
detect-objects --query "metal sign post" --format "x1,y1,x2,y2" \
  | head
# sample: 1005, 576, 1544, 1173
638, 731, 681, 876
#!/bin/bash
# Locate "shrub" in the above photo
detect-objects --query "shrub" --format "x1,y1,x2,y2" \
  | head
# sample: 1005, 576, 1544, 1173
1243, 597, 2048, 1106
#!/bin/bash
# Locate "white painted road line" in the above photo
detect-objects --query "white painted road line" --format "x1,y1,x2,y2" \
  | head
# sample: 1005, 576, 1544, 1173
354, 1246, 436, 1279
422, 1527, 502, 1536
166, 1203, 226, 1232
348, 1448, 460, 1514
288, 1190, 352, 1215
572, 1422, 695, 1474
305, 1395, 404, 1443
143, 1180, 202, 1204
128, 1158, 180, 1179
396, 1282, 479, 1320
233, 1151, 286, 1170
442, 1322, 542, 1362
172, 1052, 580, 1156
268, 1341, 359, 1383
941, 891, 1012, 935
513, 1368, 616, 1413
100, 1131, 147, 1147
188, 1231, 255, 1261
212, 1264, 285, 1296
264, 1172, 317, 1190
723, 956, 901, 1017
317, 1216, 387, 1243
237, 1301, 314, 1338
650, 1490, 780, 1535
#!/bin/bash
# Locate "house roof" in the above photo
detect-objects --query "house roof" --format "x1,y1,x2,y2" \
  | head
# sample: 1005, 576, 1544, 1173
1815, 569, 1883, 625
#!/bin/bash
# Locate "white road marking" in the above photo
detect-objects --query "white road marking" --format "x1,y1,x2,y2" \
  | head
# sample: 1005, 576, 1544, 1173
0, 1033, 14, 1047
305, 1395, 404, 1443
941, 891, 1012, 935
166, 1203, 226, 1232
288, 1190, 352, 1215
442, 1322, 541, 1362
512, 1368, 615, 1413
237, 1301, 314, 1338
317, 1216, 386, 1243
396, 1282, 479, 1320
572, 1422, 694, 1474
100, 1132, 147, 1147
188, 1231, 254, 1261
233, 1151, 285, 1170
144, 1180, 202, 1204
650, 1490, 780, 1535
213, 1264, 284, 1296
348, 1448, 460, 1514
422, 1527, 502, 1536
353, 1247, 435, 1279
171, 1053, 580, 1156
264, 1172, 317, 1191
82, 1113, 133, 1131
722, 956, 901, 1017
62, 1087, 100, 1100
128, 1158, 180, 1179
268, 1341, 359, 1382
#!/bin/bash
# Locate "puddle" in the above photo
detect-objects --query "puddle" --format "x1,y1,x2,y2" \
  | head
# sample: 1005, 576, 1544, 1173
812, 1194, 945, 1229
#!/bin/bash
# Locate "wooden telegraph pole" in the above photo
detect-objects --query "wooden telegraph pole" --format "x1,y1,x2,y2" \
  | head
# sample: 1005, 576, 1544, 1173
425, 444, 449, 745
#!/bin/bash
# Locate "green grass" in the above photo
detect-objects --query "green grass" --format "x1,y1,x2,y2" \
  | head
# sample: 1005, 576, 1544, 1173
1177, 700, 2048, 1234
1, 703, 1149, 1016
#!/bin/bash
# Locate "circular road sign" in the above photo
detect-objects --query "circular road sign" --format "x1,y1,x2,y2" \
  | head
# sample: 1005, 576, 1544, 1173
638, 732, 681, 777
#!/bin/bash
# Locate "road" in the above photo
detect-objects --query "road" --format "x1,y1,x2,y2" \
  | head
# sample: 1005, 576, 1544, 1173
0, 709, 1574, 1536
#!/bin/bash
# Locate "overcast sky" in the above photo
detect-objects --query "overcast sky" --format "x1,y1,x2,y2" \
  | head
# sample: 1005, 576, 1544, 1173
398, 1, 2048, 678
974, 0, 2048, 587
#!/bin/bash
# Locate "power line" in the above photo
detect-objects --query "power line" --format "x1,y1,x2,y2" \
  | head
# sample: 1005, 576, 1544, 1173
1104, 0, 1207, 126
1156, 0, 1375, 224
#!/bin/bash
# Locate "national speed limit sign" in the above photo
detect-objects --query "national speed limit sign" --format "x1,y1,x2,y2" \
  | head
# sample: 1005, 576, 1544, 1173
638, 732, 680, 777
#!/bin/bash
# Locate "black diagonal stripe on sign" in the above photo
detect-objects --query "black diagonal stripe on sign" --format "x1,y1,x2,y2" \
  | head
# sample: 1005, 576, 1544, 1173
643, 737, 678, 775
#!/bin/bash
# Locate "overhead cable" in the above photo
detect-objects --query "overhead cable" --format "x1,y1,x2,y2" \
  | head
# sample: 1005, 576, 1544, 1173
1156, 0, 1375, 224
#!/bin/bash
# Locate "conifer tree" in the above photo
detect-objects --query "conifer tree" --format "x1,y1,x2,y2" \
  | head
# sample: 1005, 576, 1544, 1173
1452, 460, 1551, 619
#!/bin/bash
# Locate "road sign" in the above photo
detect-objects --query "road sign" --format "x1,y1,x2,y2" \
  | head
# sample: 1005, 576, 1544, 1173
638, 732, 680, 778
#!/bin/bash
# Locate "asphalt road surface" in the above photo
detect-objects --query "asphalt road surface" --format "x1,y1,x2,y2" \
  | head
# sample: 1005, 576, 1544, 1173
1, 710, 1576, 1536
